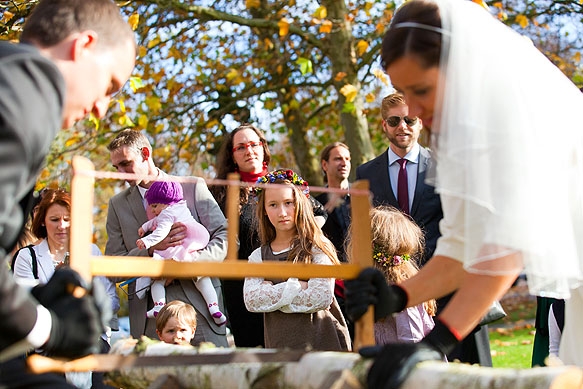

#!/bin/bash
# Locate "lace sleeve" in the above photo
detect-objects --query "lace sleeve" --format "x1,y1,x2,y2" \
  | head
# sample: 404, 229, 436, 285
243, 249, 302, 313
283, 251, 335, 314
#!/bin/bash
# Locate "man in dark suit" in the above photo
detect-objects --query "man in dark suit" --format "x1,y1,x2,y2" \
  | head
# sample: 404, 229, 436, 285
315, 142, 353, 338
356, 93, 441, 264
315, 142, 352, 263
105, 130, 228, 347
356, 93, 492, 366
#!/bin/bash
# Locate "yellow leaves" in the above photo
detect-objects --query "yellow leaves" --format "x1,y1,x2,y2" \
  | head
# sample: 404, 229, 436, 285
278, 18, 292, 37
128, 13, 139, 31
573, 52, 581, 63
264, 100, 276, 110
319, 20, 332, 34
339, 84, 358, 103
88, 113, 100, 130
516, 14, 529, 28
226, 68, 244, 84
263, 38, 274, 50
145, 95, 162, 113
375, 21, 385, 35
129, 77, 144, 93
313, 6, 327, 19
138, 114, 149, 129
363, 2, 374, 16
296, 57, 313, 75
334, 72, 347, 82
147, 36, 160, 49
226, 69, 239, 81
356, 40, 369, 56
373, 68, 390, 86
206, 119, 219, 129
246, 0, 260, 9
472, 0, 489, 10
138, 46, 147, 58
2, 11, 14, 23
365, 93, 376, 103
118, 115, 135, 127
65, 137, 78, 148
118, 100, 127, 113
276, 64, 283, 74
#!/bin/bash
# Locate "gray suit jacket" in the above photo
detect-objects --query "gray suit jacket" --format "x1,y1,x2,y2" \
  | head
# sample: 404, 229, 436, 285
356, 147, 443, 265
105, 171, 228, 346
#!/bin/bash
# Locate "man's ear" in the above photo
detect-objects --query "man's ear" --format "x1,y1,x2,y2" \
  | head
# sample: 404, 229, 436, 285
321, 160, 328, 174
70, 30, 98, 60
140, 147, 150, 160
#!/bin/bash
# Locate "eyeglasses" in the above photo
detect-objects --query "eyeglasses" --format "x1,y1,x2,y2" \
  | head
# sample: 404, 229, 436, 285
385, 116, 418, 127
232, 141, 263, 154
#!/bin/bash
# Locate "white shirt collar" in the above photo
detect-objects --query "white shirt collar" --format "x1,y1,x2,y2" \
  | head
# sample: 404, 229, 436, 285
388, 143, 420, 165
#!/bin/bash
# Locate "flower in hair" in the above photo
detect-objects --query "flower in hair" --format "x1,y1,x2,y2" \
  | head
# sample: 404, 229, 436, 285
254, 169, 310, 198
373, 244, 410, 267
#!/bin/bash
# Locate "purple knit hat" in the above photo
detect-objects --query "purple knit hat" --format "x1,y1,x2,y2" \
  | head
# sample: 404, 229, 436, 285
145, 181, 183, 205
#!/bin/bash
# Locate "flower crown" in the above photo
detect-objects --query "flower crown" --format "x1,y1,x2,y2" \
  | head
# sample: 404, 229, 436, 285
254, 169, 310, 198
373, 244, 410, 267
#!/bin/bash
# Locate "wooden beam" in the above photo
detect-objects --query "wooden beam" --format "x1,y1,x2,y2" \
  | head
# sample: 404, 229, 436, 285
90, 257, 362, 279
70, 156, 95, 282
350, 179, 375, 350
225, 173, 240, 261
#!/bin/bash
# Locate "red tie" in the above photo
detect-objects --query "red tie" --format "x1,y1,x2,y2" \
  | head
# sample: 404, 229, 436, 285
397, 159, 409, 214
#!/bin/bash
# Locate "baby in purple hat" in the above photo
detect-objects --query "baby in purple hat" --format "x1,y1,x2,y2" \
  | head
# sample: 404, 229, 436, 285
136, 180, 226, 324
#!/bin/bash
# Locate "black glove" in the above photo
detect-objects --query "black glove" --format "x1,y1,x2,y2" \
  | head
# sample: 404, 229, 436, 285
344, 267, 407, 322
31, 268, 106, 358
363, 319, 460, 389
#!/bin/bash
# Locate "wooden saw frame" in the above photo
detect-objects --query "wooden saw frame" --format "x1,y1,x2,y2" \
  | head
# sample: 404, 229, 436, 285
29, 155, 375, 373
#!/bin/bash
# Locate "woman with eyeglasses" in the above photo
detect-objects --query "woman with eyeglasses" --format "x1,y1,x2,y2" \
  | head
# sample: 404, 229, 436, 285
345, 0, 583, 387
211, 123, 327, 348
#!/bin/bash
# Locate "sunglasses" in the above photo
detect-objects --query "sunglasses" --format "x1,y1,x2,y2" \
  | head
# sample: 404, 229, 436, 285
385, 116, 418, 127
232, 141, 263, 154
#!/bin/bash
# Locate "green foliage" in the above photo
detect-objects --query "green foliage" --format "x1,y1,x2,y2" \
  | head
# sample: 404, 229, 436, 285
2, 0, 583, 247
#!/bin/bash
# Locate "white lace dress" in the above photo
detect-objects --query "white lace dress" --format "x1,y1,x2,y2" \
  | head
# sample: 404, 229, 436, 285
243, 245, 351, 351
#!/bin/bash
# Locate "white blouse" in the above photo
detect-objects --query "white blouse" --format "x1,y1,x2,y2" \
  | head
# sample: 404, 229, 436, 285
243, 247, 335, 314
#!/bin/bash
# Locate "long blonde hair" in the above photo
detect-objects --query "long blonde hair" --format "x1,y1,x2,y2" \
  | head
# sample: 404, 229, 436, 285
256, 177, 338, 265
347, 206, 436, 315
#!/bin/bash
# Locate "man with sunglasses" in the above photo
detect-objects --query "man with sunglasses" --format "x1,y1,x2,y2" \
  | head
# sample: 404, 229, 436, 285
356, 93, 442, 265
355, 93, 493, 366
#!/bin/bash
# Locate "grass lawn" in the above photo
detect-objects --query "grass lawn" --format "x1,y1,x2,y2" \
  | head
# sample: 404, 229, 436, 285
490, 324, 535, 368
488, 281, 538, 368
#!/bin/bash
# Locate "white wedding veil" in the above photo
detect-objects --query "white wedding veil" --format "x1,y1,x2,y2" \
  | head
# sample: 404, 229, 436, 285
428, 0, 583, 298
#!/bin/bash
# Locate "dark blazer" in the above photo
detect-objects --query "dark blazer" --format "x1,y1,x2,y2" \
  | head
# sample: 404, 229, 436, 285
356, 147, 443, 265
357, 146, 492, 366
314, 192, 350, 263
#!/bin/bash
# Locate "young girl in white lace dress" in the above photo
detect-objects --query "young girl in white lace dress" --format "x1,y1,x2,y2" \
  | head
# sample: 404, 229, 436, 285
348, 206, 435, 345
243, 170, 351, 351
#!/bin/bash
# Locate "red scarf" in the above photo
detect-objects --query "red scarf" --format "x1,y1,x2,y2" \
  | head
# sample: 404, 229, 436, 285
238, 167, 268, 183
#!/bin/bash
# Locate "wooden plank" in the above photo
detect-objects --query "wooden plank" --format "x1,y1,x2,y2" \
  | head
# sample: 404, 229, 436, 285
27, 350, 307, 373
90, 257, 362, 279
70, 156, 95, 282
350, 180, 375, 350
225, 173, 240, 261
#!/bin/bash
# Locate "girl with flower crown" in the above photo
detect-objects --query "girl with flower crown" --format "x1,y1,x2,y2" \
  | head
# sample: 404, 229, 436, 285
243, 169, 351, 351
211, 124, 328, 348
348, 206, 436, 345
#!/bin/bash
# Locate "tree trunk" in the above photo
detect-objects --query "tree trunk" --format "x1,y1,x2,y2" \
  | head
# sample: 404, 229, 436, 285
323, 0, 375, 178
